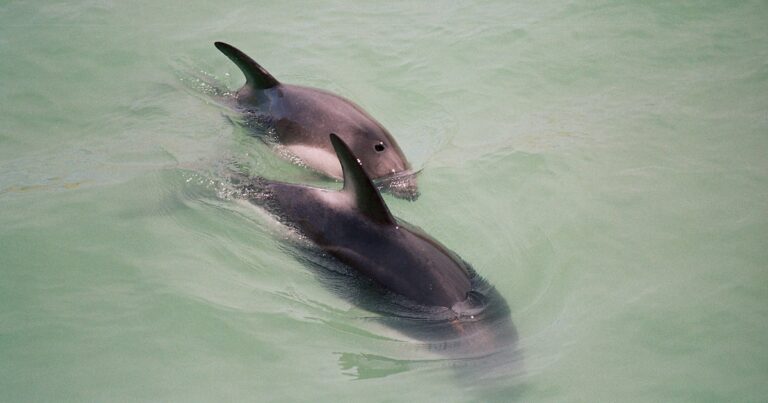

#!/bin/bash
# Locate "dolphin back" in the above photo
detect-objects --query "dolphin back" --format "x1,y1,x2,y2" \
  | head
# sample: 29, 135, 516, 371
214, 41, 279, 90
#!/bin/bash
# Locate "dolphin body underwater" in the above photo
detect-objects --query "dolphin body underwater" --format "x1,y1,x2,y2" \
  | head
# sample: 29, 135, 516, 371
215, 42, 418, 200
237, 134, 516, 358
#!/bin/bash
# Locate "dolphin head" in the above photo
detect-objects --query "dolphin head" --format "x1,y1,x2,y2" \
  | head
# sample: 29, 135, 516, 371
338, 124, 419, 200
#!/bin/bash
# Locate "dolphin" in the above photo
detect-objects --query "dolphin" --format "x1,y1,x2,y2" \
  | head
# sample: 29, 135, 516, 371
238, 134, 515, 357
215, 41, 418, 200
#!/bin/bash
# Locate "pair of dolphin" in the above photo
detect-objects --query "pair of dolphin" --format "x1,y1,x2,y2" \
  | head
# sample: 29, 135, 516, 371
215, 42, 514, 356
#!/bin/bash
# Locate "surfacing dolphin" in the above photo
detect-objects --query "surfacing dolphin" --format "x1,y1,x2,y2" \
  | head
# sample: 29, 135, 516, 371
238, 134, 515, 358
215, 41, 418, 200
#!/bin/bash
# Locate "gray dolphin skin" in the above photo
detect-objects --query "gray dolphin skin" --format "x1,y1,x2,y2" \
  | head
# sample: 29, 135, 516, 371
239, 134, 515, 356
215, 41, 418, 200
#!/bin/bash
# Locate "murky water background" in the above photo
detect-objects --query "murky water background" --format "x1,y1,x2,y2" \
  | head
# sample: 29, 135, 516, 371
1, 1, 767, 401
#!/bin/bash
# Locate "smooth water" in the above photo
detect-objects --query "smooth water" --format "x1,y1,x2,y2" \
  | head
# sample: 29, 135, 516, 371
1, 1, 767, 401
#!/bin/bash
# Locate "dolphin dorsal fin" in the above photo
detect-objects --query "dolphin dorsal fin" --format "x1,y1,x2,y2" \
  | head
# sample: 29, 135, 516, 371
329, 133, 396, 226
214, 41, 280, 90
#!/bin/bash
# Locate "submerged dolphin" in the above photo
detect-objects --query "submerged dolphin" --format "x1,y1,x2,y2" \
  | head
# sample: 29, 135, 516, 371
215, 41, 418, 200
238, 134, 515, 356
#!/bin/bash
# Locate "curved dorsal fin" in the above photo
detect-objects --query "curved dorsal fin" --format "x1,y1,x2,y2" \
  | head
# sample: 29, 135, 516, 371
214, 41, 279, 90
329, 133, 396, 226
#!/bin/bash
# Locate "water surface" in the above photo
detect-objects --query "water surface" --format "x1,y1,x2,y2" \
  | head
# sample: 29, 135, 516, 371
1, 1, 767, 401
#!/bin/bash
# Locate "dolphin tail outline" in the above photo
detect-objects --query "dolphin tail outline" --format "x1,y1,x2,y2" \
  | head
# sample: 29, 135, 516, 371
214, 41, 280, 90
329, 133, 396, 226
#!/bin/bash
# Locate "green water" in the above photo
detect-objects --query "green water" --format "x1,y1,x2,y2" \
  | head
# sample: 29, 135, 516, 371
1, 1, 767, 401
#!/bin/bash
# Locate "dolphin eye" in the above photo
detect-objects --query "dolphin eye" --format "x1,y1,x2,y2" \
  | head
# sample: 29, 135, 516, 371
374, 142, 386, 152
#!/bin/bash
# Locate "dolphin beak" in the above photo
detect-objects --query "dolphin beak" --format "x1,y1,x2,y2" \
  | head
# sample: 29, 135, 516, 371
376, 170, 420, 201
